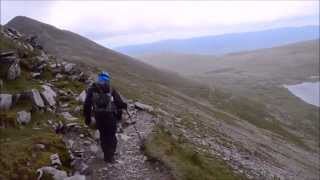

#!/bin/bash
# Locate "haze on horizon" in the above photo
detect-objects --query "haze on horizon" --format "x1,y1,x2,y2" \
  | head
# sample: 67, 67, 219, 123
1, 1, 319, 48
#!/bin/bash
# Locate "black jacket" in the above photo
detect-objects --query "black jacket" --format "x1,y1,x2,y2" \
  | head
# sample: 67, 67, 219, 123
83, 82, 127, 125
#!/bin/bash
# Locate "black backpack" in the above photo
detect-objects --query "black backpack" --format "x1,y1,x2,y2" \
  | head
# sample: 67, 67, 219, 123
92, 83, 115, 113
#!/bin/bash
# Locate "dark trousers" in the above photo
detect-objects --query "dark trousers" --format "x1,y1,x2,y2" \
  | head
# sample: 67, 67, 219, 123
95, 111, 117, 161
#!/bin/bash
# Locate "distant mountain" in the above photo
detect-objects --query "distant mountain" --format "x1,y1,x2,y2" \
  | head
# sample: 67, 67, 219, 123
116, 26, 319, 55
138, 40, 319, 78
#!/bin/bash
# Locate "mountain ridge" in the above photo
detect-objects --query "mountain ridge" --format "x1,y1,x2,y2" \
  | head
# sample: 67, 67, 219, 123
116, 25, 319, 55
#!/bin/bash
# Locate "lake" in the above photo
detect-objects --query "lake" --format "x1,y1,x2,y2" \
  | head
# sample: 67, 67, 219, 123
284, 82, 319, 107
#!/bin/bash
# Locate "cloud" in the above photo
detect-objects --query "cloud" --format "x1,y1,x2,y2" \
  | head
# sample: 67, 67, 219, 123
1, 1, 319, 47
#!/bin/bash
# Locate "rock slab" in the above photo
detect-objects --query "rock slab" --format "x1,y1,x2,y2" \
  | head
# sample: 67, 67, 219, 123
41, 85, 57, 106
30, 89, 45, 108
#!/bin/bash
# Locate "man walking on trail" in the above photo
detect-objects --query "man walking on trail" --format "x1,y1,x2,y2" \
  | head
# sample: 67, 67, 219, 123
83, 71, 127, 163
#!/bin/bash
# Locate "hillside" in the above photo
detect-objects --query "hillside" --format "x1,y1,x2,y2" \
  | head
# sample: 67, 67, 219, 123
116, 26, 319, 55
5, 16, 209, 103
1, 16, 319, 180
139, 40, 320, 156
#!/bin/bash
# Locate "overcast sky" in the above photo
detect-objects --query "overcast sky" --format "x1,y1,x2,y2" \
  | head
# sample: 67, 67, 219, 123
1, 1, 319, 48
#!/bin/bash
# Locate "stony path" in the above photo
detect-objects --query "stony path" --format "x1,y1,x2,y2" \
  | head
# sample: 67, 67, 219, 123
63, 106, 172, 180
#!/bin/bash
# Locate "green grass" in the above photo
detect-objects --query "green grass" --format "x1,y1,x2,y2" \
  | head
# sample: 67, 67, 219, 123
53, 79, 85, 94
1, 70, 41, 93
0, 129, 70, 180
0, 33, 16, 50
144, 126, 247, 180
0, 103, 71, 180
0, 110, 70, 180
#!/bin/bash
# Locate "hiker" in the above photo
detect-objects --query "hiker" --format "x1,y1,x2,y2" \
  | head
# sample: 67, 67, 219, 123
83, 71, 127, 163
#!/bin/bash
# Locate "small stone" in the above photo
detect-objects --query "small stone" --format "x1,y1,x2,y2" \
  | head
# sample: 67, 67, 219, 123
7, 62, 21, 80
74, 106, 81, 113
61, 112, 78, 121
134, 102, 154, 112
119, 134, 131, 142
60, 103, 69, 108
31, 72, 41, 78
50, 64, 57, 69
58, 89, 68, 96
80, 134, 85, 138
116, 160, 124, 164
89, 144, 99, 154
35, 143, 46, 150
50, 153, 62, 167
101, 167, 108, 171
64, 63, 76, 72
83, 140, 91, 146
17, 111, 31, 125
68, 140, 75, 149
55, 73, 63, 79
76, 90, 86, 103
66, 122, 79, 127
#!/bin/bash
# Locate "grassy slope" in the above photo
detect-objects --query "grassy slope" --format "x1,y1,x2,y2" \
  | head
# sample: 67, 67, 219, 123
4, 17, 318, 178
0, 33, 73, 179
144, 126, 247, 180
138, 40, 320, 148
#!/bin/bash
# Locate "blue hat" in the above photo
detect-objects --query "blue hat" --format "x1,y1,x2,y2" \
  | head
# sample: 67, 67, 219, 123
98, 71, 110, 82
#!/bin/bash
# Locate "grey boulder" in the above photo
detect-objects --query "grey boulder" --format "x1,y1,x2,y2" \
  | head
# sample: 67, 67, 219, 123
0, 94, 12, 110
50, 153, 62, 167
30, 89, 45, 108
7, 62, 21, 80
17, 111, 31, 125
36, 166, 67, 180
64, 63, 76, 72
41, 85, 57, 106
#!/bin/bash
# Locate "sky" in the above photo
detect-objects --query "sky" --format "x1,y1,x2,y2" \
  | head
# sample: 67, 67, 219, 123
1, 1, 319, 48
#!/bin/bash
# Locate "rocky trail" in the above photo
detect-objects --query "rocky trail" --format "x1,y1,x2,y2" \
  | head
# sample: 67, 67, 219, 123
62, 105, 172, 180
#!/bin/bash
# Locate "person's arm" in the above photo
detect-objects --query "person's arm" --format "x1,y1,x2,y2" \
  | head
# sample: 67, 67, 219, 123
112, 89, 127, 110
83, 86, 93, 125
